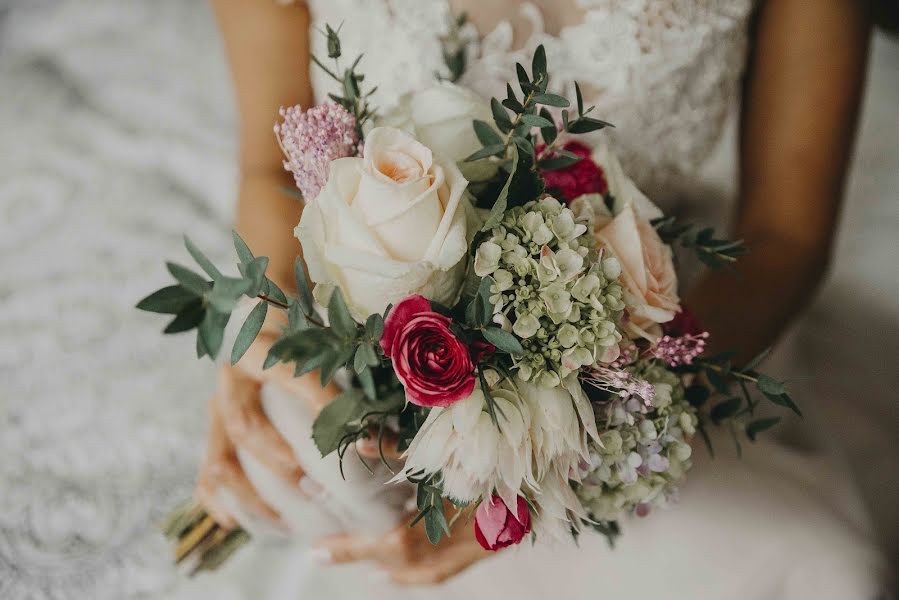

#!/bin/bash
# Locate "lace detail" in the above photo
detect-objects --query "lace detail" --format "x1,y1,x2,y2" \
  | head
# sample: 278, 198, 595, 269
307, 0, 754, 203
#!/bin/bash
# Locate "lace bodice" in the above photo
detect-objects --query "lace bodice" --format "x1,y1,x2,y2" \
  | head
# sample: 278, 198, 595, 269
306, 0, 755, 206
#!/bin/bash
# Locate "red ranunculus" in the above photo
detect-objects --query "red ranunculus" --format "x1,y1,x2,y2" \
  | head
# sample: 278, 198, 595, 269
474, 495, 531, 551
380, 295, 475, 408
539, 140, 608, 203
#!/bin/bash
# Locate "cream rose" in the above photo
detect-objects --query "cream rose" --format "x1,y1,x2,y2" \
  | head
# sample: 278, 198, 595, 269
295, 126, 470, 319
377, 82, 492, 163
594, 203, 680, 340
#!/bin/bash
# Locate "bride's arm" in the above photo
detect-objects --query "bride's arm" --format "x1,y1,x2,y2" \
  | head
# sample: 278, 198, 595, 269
196, 0, 340, 527
685, 0, 872, 362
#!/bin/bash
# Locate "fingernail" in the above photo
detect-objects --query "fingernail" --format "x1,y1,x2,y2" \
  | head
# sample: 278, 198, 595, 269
306, 547, 332, 565
298, 476, 324, 497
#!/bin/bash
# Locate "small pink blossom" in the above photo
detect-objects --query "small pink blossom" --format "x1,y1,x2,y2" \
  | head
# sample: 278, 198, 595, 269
274, 101, 358, 201
650, 332, 709, 367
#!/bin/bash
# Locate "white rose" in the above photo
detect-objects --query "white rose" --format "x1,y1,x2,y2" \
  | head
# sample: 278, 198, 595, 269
295, 126, 470, 319
377, 82, 492, 163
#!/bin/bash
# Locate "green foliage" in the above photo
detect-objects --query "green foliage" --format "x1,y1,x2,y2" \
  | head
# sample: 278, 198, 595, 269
652, 216, 749, 269
231, 300, 268, 365
689, 351, 802, 455
184, 236, 222, 280
482, 327, 524, 355
462, 44, 612, 233
312, 24, 377, 136
710, 396, 742, 423
746, 417, 782, 441
136, 285, 197, 314
408, 473, 451, 545
312, 389, 368, 456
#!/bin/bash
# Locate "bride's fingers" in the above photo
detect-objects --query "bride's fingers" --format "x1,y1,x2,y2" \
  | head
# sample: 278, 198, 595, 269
196, 391, 282, 527
384, 544, 483, 586
315, 524, 423, 567
216, 367, 306, 486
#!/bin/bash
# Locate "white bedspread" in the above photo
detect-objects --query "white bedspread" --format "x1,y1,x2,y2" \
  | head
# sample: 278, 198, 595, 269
0, 2, 896, 598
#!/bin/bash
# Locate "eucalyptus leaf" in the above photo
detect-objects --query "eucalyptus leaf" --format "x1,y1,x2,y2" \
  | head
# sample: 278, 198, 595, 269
208, 276, 252, 313
294, 257, 314, 316
198, 309, 230, 360
231, 300, 268, 365
756, 374, 785, 396
353, 345, 369, 374
163, 299, 205, 334
567, 117, 613, 134
490, 98, 513, 133
320, 345, 354, 387
482, 327, 524, 355
481, 145, 519, 231
239, 256, 269, 296
166, 262, 210, 296
520, 113, 554, 129
184, 236, 223, 280
710, 396, 742, 422
465, 144, 505, 161
365, 313, 385, 341
539, 155, 582, 171
328, 288, 357, 339
532, 92, 568, 107
515, 63, 529, 95
424, 508, 450, 545
746, 417, 781, 441
472, 120, 503, 147
531, 44, 547, 84
136, 285, 197, 314
763, 391, 802, 417
231, 230, 254, 264
357, 366, 377, 400
575, 82, 585, 115
288, 301, 309, 332
312, 389, 366, 456
262, 278, 289, 305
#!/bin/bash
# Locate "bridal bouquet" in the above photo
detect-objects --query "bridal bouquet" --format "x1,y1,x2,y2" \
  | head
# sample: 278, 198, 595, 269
141, 23, 799, 571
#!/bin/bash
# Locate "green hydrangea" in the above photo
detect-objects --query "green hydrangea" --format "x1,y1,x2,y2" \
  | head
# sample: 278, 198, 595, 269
575, 360, 698, 521
474, 196, 625, 388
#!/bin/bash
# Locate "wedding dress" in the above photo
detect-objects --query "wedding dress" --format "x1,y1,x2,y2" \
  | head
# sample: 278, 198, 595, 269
164, 1, 887, 598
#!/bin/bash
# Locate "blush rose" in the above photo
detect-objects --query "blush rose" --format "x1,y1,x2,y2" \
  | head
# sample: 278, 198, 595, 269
380, 295, 475, 408
594, 203, 680, 340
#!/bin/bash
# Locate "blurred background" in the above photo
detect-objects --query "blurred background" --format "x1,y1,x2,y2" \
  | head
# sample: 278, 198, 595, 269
0, 1, 896, 598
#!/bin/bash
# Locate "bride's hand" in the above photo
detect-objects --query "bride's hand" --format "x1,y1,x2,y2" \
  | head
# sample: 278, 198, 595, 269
195, 324, 340, 528
311, 439, 488, 585
312, 506, 487, 585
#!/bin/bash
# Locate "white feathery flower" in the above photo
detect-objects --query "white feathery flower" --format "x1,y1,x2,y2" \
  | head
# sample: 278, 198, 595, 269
396, 375, 600, 526
395, 380, 534, 510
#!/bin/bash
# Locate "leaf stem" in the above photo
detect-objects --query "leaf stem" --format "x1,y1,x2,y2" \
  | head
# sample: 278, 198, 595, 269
698, 360, 758, 384
256, 294, 289, 310
256, 294, 326, 328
